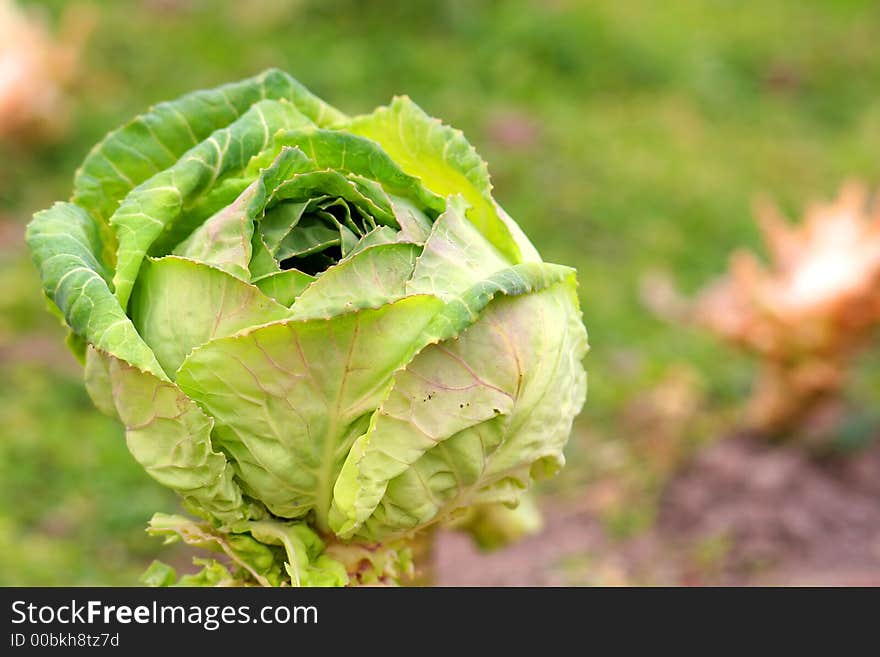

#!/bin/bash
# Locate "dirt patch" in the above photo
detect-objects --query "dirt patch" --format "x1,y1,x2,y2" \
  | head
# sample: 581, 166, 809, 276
434, 436, 880, 586
657, 435, 880, 585
434, 500, 678, 586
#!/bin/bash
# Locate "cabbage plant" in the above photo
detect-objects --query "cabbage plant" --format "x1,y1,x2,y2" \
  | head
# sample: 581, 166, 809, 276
27, 70, 588, 586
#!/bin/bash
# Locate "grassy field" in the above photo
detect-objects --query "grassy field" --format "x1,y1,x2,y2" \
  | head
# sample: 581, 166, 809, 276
2, 0, 880, 584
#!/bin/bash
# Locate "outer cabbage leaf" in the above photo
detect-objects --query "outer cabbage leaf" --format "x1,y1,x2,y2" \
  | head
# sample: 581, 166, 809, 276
406, 195, 509, 300
453, 494, 544, 551
26, 202, 165, 378
332, 277, 587, 540
344, 96, 539, 264
74, 68, 346, 227
84, 344, 117, 417
147, 514, 347, 587
140, 560, 179, 587
245, 520, 348, 587
100, 352, 245, 521
175, 295, 446, 528
130, 256, 292, 376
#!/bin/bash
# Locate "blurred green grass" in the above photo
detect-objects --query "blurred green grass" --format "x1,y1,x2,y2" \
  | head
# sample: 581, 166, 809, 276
2, 0, 880, 583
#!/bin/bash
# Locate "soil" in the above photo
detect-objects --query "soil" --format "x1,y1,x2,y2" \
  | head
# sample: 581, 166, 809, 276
434, 436, 880, 586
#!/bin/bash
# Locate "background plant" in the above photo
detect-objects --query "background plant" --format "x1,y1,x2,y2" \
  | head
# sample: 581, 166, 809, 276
690, 183, 880, 442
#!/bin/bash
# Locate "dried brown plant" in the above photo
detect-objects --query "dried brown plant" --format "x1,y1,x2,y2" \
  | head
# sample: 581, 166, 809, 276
693, 182, 880, 435
0, 0, 93, 143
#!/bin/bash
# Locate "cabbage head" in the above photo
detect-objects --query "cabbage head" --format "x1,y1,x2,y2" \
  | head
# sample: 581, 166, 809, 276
27, 70, 588, 586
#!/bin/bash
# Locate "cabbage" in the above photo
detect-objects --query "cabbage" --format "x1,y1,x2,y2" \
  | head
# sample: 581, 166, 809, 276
27, 70, 588, 586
